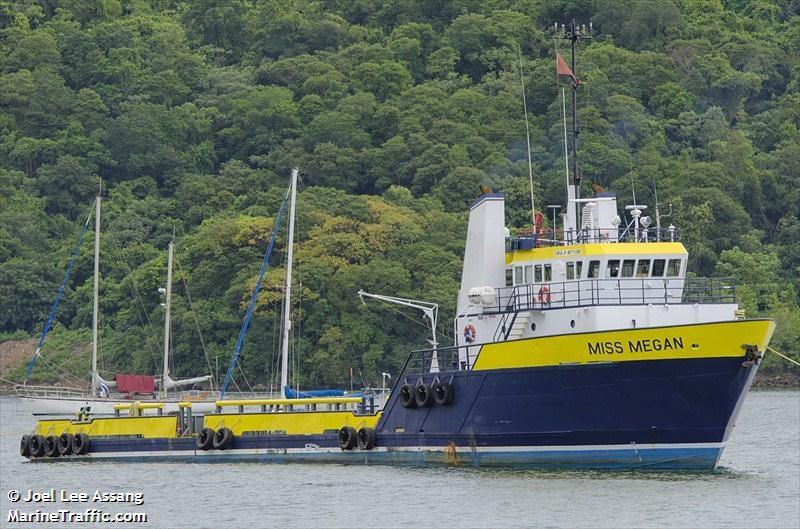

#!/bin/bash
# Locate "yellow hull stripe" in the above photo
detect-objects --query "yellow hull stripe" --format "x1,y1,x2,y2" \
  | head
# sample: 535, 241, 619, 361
204, 410, 381, 436
472, 319, 775, 371
35, 411, 382, 438
36, 416, 178, 438
507, 242, 687, 264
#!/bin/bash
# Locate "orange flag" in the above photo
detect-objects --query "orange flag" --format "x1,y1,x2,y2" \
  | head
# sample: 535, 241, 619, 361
556, 53, 580, 87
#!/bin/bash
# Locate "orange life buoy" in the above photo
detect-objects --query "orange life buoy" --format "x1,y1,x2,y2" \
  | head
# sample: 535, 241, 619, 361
538, 285, 551, 304
463, 323, 477, 343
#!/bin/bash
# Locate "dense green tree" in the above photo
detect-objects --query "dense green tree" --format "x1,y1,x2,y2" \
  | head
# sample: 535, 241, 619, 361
1, 0, 798, 386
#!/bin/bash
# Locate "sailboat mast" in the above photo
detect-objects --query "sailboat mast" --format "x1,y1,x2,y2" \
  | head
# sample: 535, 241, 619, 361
162, 239, 174, 391
280, 167, 299, 396
91, 181, 101, 395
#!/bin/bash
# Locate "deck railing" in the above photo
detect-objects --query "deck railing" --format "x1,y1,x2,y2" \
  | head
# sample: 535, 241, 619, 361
14, 385, 87, 399
482, 277, 735, 315
507, 226, 681, 250
397, 345, 474, 381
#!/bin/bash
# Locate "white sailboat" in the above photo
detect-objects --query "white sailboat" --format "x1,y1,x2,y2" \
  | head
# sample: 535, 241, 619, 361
16, 186, 216, 415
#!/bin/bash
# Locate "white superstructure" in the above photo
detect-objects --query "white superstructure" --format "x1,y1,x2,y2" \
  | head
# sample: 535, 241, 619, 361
455, 191, 738, 368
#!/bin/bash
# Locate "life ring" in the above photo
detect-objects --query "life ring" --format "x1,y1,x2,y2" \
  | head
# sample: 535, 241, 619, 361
414, 383, 434, 408
463, 323, 477, 343
433, 381, 455, 406
196, 428, 215, 451
356, 427, 376, 450
538, 285, 551, 304
212, 427, 233, 450
72, 432, 90, 455
58, 433, 74, 456
338, 426, 357, 450
45, 436, 60, 458
399, 383, 417, 409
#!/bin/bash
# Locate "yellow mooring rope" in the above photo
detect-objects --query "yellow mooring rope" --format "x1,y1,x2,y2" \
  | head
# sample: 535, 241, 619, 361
767, 346, 800, 367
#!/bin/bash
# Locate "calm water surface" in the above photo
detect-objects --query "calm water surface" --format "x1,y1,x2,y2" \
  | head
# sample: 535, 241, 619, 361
1, 392, 798, 529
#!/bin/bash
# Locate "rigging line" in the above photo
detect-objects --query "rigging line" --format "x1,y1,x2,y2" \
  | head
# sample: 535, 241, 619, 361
374, 300, 432, 330
43, 350, 86, 385
269, 299, 280, 392
272, 249, 289, 391
127, 282, 161, 368
518, 45, 536, 227
174, 255, 216, 390
130, 278, 163, 361
36, 353, 84, 386
24, 198, 96, 383
295, 271, 302, 394
220, 183, 291, 398
236, 360, 255, 393
229, 373, 242, 396
0, 374, 23, 385
767, 346, 800, 367
561, 87, 570, 200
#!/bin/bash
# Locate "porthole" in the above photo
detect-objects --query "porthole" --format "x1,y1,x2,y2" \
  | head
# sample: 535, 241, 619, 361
530, 323, 536, 332
570, 320, 575, 328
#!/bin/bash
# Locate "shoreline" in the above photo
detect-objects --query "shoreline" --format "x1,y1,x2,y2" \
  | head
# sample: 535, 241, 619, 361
752, 371, 800, 389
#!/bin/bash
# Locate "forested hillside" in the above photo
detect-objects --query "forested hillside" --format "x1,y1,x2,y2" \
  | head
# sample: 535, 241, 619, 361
1, 0, 798, 389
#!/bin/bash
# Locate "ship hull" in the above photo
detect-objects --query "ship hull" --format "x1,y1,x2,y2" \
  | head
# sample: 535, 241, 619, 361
29, 355, 757, 470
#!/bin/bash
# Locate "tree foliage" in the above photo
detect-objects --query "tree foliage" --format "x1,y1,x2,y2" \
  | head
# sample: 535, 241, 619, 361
2, 0, 799, 385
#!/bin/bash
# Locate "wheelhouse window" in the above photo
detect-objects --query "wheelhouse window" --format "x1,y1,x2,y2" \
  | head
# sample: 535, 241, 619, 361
524, 265, 533, 284
606, 259, 620, 278
566, 262, 575, 280
534, 265, 542, 283
544, 264, 552, 282
506, 268, 513, 287
636, 260, 651, 278
652, 259, 665, 277
576, 261, 583, 278
587, 260, 600, 279
621, 259, 635, 278
514, 267, 523, 285
667, 259, 681, 277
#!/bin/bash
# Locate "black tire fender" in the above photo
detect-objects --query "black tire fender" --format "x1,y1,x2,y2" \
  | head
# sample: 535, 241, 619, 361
20, 435, 31, 458
58, 433, 73, 456
72, 432, 90, 455
338, 426, 357, 450
415, 383, 434, 407
433, 381, 455, 406
45, 436, 60, 458
399, 383, 417, 409
29, 434, 46, 458
356, 427, 376, 450
212, 427, 233, 450
197, 428, 215, 451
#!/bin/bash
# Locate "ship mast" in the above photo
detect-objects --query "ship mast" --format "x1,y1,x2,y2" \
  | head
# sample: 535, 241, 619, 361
90, 180, 101, 396
555, 20, 591, 241
162, 238, 174, 392
280, 167, 299, 396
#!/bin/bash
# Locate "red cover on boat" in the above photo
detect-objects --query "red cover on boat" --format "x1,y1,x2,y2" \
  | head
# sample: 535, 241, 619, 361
115, 374, 155, 393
